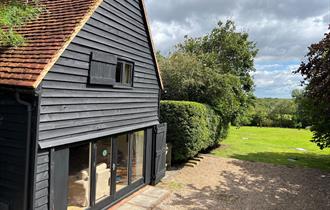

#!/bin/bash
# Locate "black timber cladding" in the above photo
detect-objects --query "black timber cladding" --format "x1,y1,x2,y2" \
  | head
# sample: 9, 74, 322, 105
39, 0, 160, 148
34, 151, 50, 210
0, 92, 30, 210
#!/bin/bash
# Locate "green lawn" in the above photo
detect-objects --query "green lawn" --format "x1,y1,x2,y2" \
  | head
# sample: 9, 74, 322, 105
212, 126, 330, 171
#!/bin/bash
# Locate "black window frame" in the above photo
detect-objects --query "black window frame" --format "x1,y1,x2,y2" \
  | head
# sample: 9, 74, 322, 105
114, 59, 134, 88
62, 130, 146, 210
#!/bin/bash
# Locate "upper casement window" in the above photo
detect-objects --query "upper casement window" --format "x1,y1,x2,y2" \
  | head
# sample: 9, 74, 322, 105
89, 52, 134, 87
115, 60, 134, 87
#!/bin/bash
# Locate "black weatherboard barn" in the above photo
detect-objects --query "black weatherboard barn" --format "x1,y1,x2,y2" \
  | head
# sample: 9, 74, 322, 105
0, 0, 167, 210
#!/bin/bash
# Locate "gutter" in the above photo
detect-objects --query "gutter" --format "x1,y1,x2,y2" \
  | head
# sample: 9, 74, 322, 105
15, 92, 32, 210
13, 86, 41, 210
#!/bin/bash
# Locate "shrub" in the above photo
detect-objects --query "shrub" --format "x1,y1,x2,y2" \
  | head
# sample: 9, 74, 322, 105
160, 100, 226, 162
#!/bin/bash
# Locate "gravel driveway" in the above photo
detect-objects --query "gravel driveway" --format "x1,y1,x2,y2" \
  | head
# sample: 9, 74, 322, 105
156, 155, 330, 210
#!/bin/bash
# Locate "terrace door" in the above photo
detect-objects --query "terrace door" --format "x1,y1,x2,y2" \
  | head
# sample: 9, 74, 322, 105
64, 130, 146, 210
113, 131, 145, 199
93, 137, 115, 208
93, 131, 145, 204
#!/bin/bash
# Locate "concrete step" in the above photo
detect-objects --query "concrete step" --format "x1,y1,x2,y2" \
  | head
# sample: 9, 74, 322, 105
111, 186, 171, 210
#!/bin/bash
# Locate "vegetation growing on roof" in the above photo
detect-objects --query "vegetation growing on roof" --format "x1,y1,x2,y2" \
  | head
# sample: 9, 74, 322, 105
0, 0, 42, 47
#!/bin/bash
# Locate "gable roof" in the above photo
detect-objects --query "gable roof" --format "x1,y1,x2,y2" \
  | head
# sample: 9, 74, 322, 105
0, 0, 163, 89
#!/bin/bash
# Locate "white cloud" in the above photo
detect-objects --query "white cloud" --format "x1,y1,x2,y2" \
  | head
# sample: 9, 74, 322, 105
253, 64, 303, 98
150, 20, 201, 54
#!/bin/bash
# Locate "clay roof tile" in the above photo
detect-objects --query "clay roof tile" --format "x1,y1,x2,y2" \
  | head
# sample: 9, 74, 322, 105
0, 0, 164, 89
0, 0, 104, 88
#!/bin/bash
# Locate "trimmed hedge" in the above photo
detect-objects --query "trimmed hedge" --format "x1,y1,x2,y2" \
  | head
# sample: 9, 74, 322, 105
160, 100, 227, 162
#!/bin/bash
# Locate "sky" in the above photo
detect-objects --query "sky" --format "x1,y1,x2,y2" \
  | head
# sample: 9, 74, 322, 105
144, 0, 330, 98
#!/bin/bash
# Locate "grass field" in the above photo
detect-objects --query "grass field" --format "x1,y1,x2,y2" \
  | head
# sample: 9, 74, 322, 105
212, 126, 330, 171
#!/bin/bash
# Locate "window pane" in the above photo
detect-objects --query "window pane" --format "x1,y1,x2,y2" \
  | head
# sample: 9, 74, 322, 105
95, 137, 112, 202
116, 134, 129, 191
131, 131, 144, 182
116, 62, 123, 83
67, 144, 90, 210
123, 64, 132, 84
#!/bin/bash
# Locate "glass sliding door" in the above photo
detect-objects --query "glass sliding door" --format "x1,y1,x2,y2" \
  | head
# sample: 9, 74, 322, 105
131, 131, 145, 183
115, 134, 129, 192
95, 137, 112, 203
67, 144, 91, 210
115, 130, 145, 192
65, 130, 146, 210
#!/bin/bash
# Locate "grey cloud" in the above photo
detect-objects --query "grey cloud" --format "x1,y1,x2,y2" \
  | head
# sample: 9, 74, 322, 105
146, 0, 239, 23
323, 13, 330, 24
146, 0, 329, 59
238, 0, 329, 22
147, 0, 329, 23
145, 0, 329, 98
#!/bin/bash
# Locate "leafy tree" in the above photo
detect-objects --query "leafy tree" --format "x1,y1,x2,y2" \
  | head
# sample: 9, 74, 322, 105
296, 27, 330, 149
292, 89, 312, 128
268, 100, 296, 128
177, 20, 258, 92
159, 20, 258, 125
250, 106, 268, 127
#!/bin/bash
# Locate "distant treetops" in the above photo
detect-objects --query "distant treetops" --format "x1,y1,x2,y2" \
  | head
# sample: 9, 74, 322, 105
0, 0, 42, 47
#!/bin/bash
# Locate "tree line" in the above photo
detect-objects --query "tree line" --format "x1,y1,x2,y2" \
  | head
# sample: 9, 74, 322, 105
239, 94, 311, 129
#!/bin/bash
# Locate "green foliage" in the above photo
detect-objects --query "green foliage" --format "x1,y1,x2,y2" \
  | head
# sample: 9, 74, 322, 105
159, 20, 258, 126
213, 126, 330, 171
160, 100, 226, 162
242, 98, 300, 128
296, 27, 330, 149
177, 20, 258, 92
0, 28, 24, 46
292, 89, 312, 128
0, 1, 41, 46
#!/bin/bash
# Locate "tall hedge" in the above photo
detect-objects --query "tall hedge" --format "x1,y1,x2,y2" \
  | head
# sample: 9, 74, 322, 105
160, 100, 226, 162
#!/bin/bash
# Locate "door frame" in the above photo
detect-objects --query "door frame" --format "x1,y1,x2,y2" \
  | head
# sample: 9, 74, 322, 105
89, 137, 115, 209
91, 130, 147, 209
111, 131, 146, 201
50, 128, 149, 210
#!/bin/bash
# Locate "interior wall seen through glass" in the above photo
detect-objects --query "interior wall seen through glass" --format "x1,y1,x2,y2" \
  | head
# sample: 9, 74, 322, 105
116, 134, 129, 192
131, 131, 145, 182
67, 144, 91, 210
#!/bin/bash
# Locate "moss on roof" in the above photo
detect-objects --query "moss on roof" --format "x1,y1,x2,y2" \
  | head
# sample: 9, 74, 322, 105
0, 0, 42, 46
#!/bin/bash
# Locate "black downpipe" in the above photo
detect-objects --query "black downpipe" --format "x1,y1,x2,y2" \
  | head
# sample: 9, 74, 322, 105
15, 92, 32, 210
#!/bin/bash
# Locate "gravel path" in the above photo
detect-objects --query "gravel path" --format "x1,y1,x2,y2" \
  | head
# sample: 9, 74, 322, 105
156, 155, 330, 210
